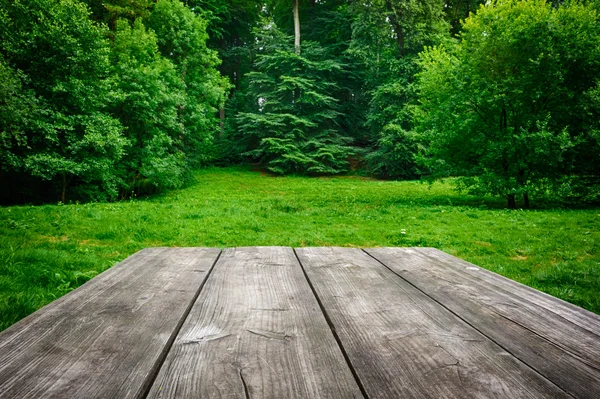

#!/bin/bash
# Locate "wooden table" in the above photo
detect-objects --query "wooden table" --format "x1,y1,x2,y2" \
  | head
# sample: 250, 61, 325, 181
0, 247, 599, 398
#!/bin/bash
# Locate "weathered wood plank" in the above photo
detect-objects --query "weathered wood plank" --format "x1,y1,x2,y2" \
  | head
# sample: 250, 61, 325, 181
147, 246, 363, 399
0, 247, 220, 399
297, 247, 569, 399
415, 247, 600, 335
365, 247, 600, 399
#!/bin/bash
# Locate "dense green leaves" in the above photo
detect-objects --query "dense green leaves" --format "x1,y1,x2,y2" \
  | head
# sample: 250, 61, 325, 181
0, 0, 226, 203
110, 19, 185, 194
0, 0, 126, 202
417, 0, 600, 207
1, 0, 599, 206
346, 0, 448, 179
236, 25, 354, 175
147, 0, 229, 168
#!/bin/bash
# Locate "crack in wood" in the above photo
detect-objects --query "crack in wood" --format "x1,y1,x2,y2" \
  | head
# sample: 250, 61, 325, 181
238, 369, 251, 399
246, 329, 292, 341
181, 333, 232, 345
424, 359, 461, 376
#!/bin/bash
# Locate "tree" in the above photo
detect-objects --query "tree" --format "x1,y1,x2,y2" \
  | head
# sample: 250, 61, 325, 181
0, 56, 42, 173
348, 0, 449, 179
184, 0, 263, 138
109, 19, 186, 196
417, 0, 600, 207
0, 0, 126, 202
236, 25, 354, 174
146, 0, 229, 169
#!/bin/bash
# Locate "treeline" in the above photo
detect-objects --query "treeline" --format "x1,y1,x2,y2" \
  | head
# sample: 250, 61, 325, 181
0, 0, 228, 203
216, 0, 600, 207
2, 0, 600, 208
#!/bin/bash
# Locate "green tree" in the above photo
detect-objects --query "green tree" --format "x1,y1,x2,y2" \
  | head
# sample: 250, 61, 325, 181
0, 0, 126, 202
417, 0, 600, 207
109, 19, 187, 196
80, 0, 153, 29
0, 56, 43, 174
237, 25, 354, 174
146, 0, 229, 168
349, 0, 448, 179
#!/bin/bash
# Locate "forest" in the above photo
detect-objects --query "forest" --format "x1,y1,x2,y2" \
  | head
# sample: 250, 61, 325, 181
1, 0, 600, 332
1, 0, 600, 208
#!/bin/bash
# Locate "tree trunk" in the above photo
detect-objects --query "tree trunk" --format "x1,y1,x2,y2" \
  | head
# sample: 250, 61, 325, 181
393, 20, 404, 57
234, 36, 242, 90
219, 107, 225, 138
385, 0, 404, 57
61, 173, 67, 204
293, 0, 301, 54
523, 192, 530, 209
507, 194, 516, 209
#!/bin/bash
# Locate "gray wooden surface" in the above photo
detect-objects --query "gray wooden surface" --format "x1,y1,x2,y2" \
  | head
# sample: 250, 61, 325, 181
296, 247, 568, 399
1, 246, 599, 398
0, 247, 220, 399
365, 247, 600, 399
147, 247, 363, 398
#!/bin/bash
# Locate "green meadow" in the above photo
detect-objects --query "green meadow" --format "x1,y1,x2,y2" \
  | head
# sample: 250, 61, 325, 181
1, 166, 599, 331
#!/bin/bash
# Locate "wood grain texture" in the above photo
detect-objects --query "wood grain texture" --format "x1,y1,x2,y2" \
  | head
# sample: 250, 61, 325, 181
415, 247, 600, 336
0, 247, 220, 399
365, 247, 600, 399
297, 247, 569, 399
147, 246, 364, 399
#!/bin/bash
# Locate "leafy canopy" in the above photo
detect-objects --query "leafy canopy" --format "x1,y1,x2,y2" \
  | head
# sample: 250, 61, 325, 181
417, 0, 600, 207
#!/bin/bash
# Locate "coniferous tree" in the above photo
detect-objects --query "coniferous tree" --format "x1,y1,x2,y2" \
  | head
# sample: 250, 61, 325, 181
237, 25, 354, 174
349, 0, 449, 179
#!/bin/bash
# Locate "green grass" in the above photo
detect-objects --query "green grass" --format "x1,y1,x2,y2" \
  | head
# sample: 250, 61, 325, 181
1, 166, 599, 331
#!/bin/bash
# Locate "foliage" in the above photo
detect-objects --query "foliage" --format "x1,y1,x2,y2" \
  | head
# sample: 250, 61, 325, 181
348, 0, 449, 179
1, 167, 599, 332
0, 56, 43, 173
417, 0, 600, 207
0, 0, 226, 203
185, 0, 262, 88
80, 0, 153, 29
146, 0, 229, 169
237, 25, 354, 174
443, 0, 485, 35
109, 19, 186, 195
0, 0, 127, 202
363, 72, 423, 180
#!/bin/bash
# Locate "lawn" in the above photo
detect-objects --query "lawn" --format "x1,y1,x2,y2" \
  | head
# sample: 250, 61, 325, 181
1, 166, 599, 331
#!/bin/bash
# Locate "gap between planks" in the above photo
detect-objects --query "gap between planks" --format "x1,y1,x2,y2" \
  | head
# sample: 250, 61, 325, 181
360, 248, 572, 398
138, 249, 223, 399
293, 248, 371, 399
